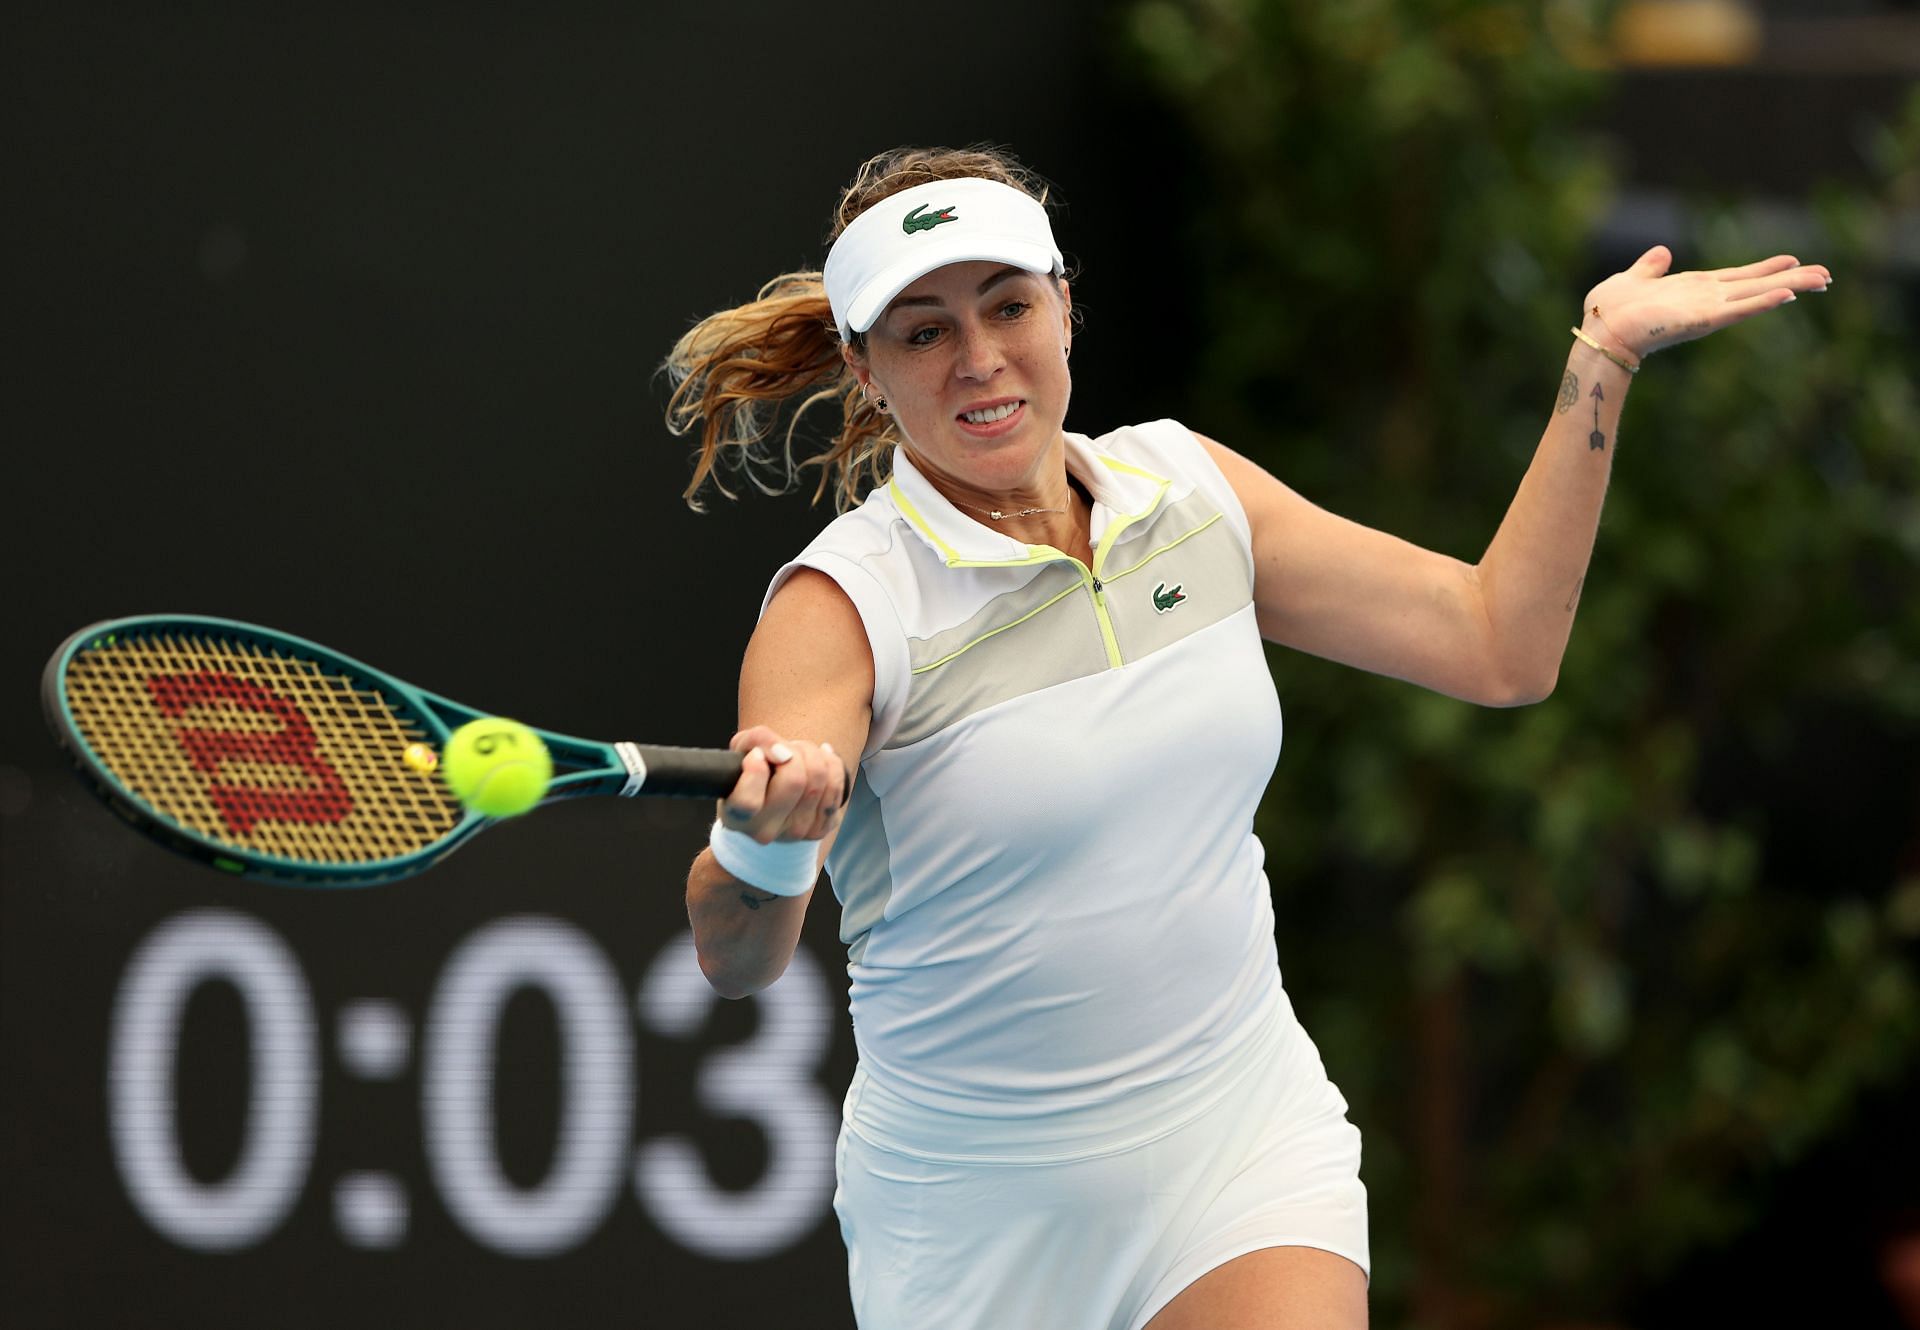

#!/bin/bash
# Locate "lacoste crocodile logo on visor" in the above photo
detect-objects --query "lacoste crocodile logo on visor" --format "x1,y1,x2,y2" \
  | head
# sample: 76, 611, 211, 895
902, 204, 959, 235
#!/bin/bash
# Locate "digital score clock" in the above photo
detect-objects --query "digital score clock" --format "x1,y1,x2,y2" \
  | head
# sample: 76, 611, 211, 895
108, 909, 838, 1259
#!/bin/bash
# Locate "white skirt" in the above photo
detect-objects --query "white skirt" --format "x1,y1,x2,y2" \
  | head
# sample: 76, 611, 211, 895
832, 987, 1368, 1330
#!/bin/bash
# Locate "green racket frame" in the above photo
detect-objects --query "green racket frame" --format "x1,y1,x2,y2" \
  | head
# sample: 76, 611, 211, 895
43, 614, 743, 887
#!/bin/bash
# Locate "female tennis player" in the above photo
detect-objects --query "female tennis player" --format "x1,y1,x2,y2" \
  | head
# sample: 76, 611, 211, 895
667, 146, 1829, 1329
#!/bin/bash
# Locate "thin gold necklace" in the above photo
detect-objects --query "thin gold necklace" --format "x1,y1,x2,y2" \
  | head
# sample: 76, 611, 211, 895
953, 484, 1084, 522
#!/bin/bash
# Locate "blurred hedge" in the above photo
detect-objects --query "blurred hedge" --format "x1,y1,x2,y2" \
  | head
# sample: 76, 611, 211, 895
1122, 2, 1920, 1325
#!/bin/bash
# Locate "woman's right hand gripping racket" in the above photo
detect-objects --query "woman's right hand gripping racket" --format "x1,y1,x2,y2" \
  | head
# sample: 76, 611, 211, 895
42, 614, 750, 887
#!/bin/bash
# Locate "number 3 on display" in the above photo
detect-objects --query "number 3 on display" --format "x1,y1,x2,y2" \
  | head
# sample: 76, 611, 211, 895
107, 909, 838, 1258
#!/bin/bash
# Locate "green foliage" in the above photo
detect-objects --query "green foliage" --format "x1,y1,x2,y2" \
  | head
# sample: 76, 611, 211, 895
1123, 3, 1920, 1324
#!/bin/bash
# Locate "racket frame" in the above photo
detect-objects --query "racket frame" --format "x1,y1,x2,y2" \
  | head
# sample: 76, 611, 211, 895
42, 614, 723, 888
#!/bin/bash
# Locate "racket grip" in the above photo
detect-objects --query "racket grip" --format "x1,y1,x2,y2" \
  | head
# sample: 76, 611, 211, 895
622, 743, 854, 807
627, 745, 746, 798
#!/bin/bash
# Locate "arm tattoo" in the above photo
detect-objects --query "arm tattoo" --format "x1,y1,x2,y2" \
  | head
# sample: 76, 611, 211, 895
1566, 577, 1585, 612
1588, 382, 1607, 451
1557, 370, 1579, 413
740, 890, 775, 911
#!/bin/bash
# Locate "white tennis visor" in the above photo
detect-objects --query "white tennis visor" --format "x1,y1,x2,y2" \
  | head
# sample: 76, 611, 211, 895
823, 177, 1064, 340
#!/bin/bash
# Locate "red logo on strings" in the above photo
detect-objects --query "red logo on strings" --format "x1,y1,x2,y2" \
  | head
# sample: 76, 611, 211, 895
146, 672, 354, 835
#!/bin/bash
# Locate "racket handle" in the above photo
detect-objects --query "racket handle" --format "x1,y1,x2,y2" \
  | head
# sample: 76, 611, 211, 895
625, 744, 745, 798
618, 744, 853, 806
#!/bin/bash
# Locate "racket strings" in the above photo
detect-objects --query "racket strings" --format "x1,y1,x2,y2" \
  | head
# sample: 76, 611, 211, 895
64, 632, 462, 864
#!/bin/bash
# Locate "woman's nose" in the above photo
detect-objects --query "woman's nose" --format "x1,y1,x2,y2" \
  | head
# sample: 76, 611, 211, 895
951, 323, 1002, 380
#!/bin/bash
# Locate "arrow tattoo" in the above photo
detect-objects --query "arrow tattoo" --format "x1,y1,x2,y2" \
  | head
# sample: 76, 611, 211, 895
1589, 382, 1607, 452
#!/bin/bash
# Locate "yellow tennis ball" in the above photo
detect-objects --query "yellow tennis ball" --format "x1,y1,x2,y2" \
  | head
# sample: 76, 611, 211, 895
442, 718, 552, 817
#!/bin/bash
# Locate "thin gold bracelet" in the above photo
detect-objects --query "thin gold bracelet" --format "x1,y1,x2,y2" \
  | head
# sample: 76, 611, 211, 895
1570, 325, 1640, 375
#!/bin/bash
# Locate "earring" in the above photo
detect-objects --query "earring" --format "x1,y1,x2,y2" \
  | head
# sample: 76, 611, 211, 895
864, 386, 889, 413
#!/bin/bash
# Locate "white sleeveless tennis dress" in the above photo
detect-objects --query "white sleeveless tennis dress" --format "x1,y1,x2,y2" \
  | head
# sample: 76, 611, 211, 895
762, 419, 1368, 1329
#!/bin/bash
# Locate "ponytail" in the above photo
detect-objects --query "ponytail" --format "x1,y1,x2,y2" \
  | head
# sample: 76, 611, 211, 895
663, 271, 896, 513
664, 143, 1058, 513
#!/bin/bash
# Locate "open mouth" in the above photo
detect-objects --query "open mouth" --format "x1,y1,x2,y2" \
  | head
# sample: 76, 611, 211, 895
958, 399, 1025, 426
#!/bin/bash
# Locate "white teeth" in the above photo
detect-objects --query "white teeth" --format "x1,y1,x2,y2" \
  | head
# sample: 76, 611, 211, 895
962, 402, 1021, 424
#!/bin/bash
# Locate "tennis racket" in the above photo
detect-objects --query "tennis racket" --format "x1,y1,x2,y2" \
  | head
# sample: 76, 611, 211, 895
42, 614, 746, 887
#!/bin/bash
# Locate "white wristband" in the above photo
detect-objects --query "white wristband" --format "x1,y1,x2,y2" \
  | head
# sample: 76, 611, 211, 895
708, 819, 819, 897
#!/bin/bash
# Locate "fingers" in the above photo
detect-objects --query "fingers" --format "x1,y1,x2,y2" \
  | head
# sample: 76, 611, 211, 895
1588, 250, 1833, 356
1633, 244, 1675, 277
1632, 250, 1833, 291
1713, 254, 1799, 281
1721, 285, 1803, 317
1718, 263, 1832, 302
779, 743, 837, 840
719, 744, 772, 827
1710, 255, 1833, 286
718, 731, 850, 844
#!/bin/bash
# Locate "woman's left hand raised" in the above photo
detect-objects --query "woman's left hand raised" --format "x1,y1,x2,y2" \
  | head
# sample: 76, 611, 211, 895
1580, 246, 1832, 364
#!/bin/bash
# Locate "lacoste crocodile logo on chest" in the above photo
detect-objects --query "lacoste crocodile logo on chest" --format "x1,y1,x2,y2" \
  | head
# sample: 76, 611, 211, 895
1152, 582, 1187, 614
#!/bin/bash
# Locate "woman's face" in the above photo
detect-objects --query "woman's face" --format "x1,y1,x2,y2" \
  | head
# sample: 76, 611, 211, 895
853, 260, 1073, 498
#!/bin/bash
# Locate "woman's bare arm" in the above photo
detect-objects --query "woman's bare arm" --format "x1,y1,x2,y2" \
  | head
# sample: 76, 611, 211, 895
1199, 248, 1830, 706
1198, 423, 1572, 707
688, 567, 873, 998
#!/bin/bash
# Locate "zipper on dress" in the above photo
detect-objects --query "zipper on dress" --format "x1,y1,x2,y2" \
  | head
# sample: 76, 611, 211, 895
1061, 558, 1122, 668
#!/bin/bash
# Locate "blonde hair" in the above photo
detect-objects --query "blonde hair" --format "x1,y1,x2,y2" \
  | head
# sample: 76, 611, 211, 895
664, 145, 1063, 512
